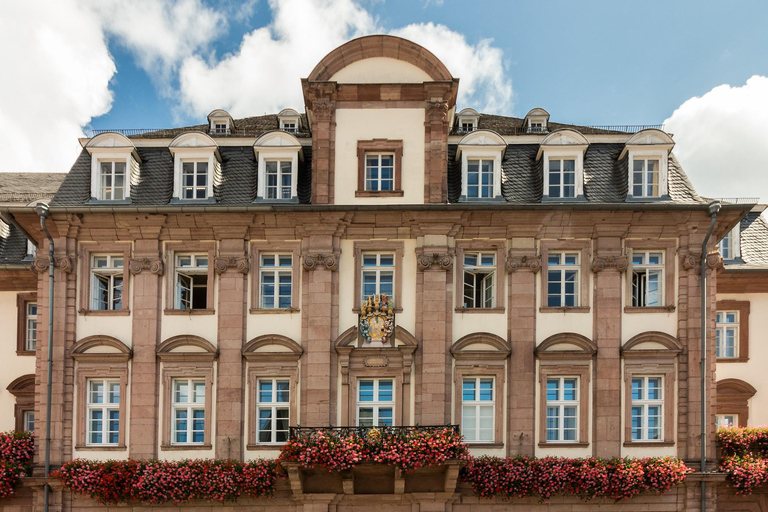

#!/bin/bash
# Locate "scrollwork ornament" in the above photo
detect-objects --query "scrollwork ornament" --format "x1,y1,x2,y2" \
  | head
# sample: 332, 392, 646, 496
302, 253, 339, 271
213, 257, 249, 275
32, 256, 72, 274
506, 255, 542, 273
417, 252, 453, 271
591, 255, 628, 273
312, 99, 334, 121
128, 258, 164, 276
426, 100, 449, 122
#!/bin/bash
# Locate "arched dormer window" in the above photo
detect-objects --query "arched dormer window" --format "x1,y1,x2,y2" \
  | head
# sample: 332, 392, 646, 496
456, 130, 506, 201
538, 129, 589, 201
169, 132, 221, 202
620, 129, 675, 200
277, 108, 301, 134
207, 109, 234, 135
456, 108, 480, 133
85, 132, 140, 203
254, 131, 303, 202
524, 108, 550, 134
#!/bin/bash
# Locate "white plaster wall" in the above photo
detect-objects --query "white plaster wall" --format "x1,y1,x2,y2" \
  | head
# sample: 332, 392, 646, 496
334, 109, 425, 205
329, 57, 432, 84
0, 291, 35, 431
245, 270, 302, 344
535, 294, 594, 344
76, 315, 133, 347
161, 280, 219, 345
453, 312, 507, 342
717, 292, 768, 425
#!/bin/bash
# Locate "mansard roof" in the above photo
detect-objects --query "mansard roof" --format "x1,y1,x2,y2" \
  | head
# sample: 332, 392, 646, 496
132, 113, 310, 139
0, 221, 30, 265
0, 172, 66, 203
724, 210, 768, 271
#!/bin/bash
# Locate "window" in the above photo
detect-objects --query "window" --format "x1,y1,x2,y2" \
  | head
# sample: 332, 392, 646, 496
716, 311, 739, 358
265, 160, 293, 200
181, 161, 209, 200
281, 121, 296, 133
631, 159, 661, 197
365, 154, 395, 192
630, 376, 663, 441
86, 379, 120, 446
23, 411, 34, 432
99, 161, 127, 200
631, 252, 664, 307
356, 140, 403, 197
462, 378, 494, 442
172, 378, 206, 445
716, 414, 738, 429
212, 123, 228, 135
361, 253, 394, 299
547, 252, 579, 307
529, 122, 544, 133
548, 159, 576, 199
17, 294, 37, 354
462, 253, 495, 308
25, 240, 36, 260
25, 302, 37, 351
259, 254, 292, 309
256, 379, 290, 444
719, 227, 740, 260
466, 159, 494, 199
357, 379, 394, 427
175, 254, 209, 310
546, 377, 579, 442
91, 255, 124, 311
460, 121, 475, 132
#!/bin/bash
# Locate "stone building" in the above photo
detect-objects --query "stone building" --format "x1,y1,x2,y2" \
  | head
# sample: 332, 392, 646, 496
0, 35, 761, 511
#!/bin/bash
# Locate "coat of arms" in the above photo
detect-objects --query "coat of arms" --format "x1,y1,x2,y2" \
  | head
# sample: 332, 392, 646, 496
359, 294, 395, 346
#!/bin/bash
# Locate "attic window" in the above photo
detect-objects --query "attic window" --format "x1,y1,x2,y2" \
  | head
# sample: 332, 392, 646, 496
719, 226, 740, 261
460, 121, 476, 133
169, 132, 220, 202
622, 130, 674, 201
280, 120, 297, 133
529, 122, 543, 133
85, 132, 137, 203
212, 123, 228, 135
456, 108, 480, 135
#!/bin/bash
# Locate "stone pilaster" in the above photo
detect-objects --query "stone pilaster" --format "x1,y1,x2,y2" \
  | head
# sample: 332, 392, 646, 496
423, 90, 450, 204
305, 83, 337, 205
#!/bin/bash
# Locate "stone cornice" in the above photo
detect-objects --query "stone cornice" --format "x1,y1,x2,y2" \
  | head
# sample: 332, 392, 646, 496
214, 256, 249, 275
506, 254, 541, 273
302, 253, 339, 271
128, 257, 164, 276
592, 255, 628, 273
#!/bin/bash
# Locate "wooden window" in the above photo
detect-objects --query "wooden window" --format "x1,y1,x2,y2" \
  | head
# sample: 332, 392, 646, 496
466, 159, 495, 199
16, 293, 37, 355
715, 300, 750, 362
78, 242, 131, 316
546, 377, 580, 442
548, 159, 576, 198
180, 161, 209, 200
161, 366, 214, 450
716, 414, 738, 429
86, 379, 121, 446
631, 158, 661, 197
353, 241, 404, 313
164, 242, 215, 315
255, 378, 290, 444
75, 367, 128, 451
22, 411, 35, 432
455, 242, 505, 313
264, 160, 293, 200
624, 240, 676, 312
250, 242, 301, 313
356, 140, 403, 197
357, 378, 394, 427
539, 240, 591, 312
629, 376, 664, 441
99, 161, 127, 200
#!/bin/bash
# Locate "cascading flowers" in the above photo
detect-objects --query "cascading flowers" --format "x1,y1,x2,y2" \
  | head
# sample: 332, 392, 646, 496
0, 431, 34, 500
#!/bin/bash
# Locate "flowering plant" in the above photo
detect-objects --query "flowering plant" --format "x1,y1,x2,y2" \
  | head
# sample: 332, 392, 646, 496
717, 426, 768, 457
719, 454, 768, 495
53, 458, 280, 505
0, 431, 34, 500
461, 456, 691, 502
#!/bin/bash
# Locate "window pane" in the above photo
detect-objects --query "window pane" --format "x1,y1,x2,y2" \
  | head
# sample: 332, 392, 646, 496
462, 379, 476, 401
378, 380, 393, 401
359, 381, 374, 401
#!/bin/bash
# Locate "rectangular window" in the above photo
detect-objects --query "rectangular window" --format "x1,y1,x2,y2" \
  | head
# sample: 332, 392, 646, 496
716, 414, 738, 429
716, 311, 739, 358
357, 379, 394, 427
265, 160, 293, 200
361, 253, 394, 299
23, 411, 35, 432
259, 254, 292, 309
172, 379, 206, 444
86, 379, 120, 446
25, 302, 37, 351
630, 376, 663, 441
719, 227, 740, 260
281, 122, 296, 133
256, 379, 290, 444
548, 159, 576, 198
547, 252, 579, 307
466, 159, 494, 199
631, 252, 664, 307
461, 377, 494, 442
463, 252, 495, 308
175, 254, 209, 310
529, 122, 543, 133
632, 159, 660, 197
546, 377, 579, 442
460, 122, 475, 132
364, 153, 395, 192
181, 161, 209, 200
212, 123, 227, 135
99, 161, 126, 200
91, 255, 124, 311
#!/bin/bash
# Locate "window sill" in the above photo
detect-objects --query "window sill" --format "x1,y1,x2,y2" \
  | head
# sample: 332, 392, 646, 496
16, 350, 35, 356
160, 444, 212, 451
716, 357, 749, 363
538, 442, 590, 448
622, 441, 675, 447
539, 306, 590, 314
163, 308, 215, 316
465, 442, 504, 448
624, 306, 676, 313
246, 443, 286, 450
75, 444, 127, 451
78, 309, 131, 317
454, 307, 505, 314
355, 190, 405, 198
249, 307, 300, 314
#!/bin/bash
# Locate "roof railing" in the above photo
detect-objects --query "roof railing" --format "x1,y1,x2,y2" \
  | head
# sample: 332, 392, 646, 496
85, 127, 312, 138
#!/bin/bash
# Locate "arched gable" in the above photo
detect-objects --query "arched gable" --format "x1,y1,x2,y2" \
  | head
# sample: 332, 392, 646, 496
541, 129, 590, 147
626, 129, 675, 146
718, 378, 757, 397
451, 332, 511, 356
157, 334, 217, 362
86, 132, 136, 149
525, 108, 550, 118
169, 131, 219, 150
457, 129, 506, 148
6, 374, 35, 397
622, 331, 683, 356
254, 131, 304, 152
243, 334, 303, 362
536, 332, 597, 357
70, 335, 132, 362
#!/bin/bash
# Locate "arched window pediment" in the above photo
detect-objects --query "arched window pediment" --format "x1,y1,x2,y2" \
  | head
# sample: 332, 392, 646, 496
243, 334, 303, 362
536, 332, 597, 360
537, 129, 589, 161
70, 335, 132, 362
451, 332, 510, 361
6, 374, 35, 398
157, 335, 217, 362
457, 129, 506, 150
622, 331, 682, 358
625, 129, 675, 148
254, 131, 304, 152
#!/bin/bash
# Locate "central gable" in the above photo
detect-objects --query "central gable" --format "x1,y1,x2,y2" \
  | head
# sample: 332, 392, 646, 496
330, 57, 434, 84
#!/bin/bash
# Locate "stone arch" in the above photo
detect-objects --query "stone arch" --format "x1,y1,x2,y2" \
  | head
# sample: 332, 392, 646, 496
6, 374, 35, 397
157, 334, 217, 358
536, 332, 597, 355
451, 332, 511, 355
541, 128, 590, 147
623, 331, 683, 354
717, 378, 757, 427
308, 35, 453, 82
70, 335, 132, 362
85, 131, 135, 149
243, 334, 303, 357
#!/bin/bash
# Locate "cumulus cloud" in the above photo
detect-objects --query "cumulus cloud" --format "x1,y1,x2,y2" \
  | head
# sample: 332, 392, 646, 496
665, 76, 768, 202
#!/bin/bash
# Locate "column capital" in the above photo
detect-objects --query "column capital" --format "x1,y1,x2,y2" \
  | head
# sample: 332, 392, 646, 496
302, 253, 339, 271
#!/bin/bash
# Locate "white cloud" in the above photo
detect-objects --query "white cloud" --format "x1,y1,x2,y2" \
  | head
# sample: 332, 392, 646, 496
665, 76, 768, 202
0, 1, 115, 172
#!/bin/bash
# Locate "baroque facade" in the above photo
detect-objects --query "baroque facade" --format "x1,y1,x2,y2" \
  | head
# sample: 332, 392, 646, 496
0, 35, 764, 511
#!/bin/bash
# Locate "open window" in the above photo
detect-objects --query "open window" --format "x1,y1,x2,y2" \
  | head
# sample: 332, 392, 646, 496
165, 242, 215, 314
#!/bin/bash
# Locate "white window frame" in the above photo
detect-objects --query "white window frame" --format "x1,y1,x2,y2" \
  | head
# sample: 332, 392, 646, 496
364, 153, 396, 192
90, 254, 124, 311
716, 310, 739, 358
256, 148, 299, 201
462, 252, 496, 308
209, 118, 230, 135
171, 150, 216, 201
630, 376, 664, 442
263, 159, 294, 200
719, 226, 741, 260
630, 251, 665, 307
171, 378, 206, 445
180, 160, 210, 200
255, 378, 290, 444
280, 119, 298, 133
361, 252, 395, 300
174, 253, 209, 310
543, 150, 583, 199
545, 377, 579, 442
461, 377, 494, 443
356, 378, 395, 427
25, 240, 36, 259
23, 411, 34, 432
460, 121, 476, 132
460, 148, 502, 200
25, 301, 37, 351
716, 414, 738, 429
89, 151, 132, 201
546, 252, 580, 307
628, 150, 668, 198
97, 161, 128, 201
86, 379, 120, 446
259, 254, 293, 309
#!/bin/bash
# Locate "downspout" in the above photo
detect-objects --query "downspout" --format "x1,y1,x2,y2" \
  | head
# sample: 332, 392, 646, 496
36, 203, 54, 512
700, 200, 720, 512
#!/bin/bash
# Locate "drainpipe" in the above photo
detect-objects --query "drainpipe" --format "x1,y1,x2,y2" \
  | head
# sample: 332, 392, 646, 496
36, 203, 54, 512
700, 200, 720, 512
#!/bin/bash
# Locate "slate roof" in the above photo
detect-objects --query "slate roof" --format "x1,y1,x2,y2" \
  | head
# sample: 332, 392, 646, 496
724, 211, 768, 271
0, 221, 30, 266
454, 114, 632, 136
0, 172, 66, 203
134, 114, 311, 139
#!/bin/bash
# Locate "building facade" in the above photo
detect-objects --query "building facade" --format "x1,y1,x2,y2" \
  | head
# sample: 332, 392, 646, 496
0, 35, 761, 511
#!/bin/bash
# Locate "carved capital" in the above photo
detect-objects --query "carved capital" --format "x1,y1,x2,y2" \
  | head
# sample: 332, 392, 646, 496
425, 100, 449, 122
214, 256, 249, 275
681, 251, 723, 272
506, 254, 541, 273
128, 258, 164, 276
32, 256, 72, 274
417, 252, 453, 271
592, 255, 628, 273
312, 99, 334, 121
302, 253, 339, 271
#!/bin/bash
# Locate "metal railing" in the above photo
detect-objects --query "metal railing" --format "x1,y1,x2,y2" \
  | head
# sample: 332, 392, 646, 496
289, 425, 459, 440
85, 127, 311, 138
451, 124, 665, 136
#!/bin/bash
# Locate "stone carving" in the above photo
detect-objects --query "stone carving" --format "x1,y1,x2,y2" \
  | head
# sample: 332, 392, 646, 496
31, 256, 73, 275
506, 255, 542, 273
681, 251, 723, 272
426, 100, 449, 122
359, 294, 395, 346
302, 253, 339, 271
128, 258, 164, 275
214, 256, 249, 275
417, 252, 453, 271
591, 255, 629, 273
312, 99, 334, 121
364, 356, 389, 368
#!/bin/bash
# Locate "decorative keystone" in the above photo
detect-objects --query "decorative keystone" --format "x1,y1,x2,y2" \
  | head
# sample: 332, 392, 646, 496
128, 258, 164, 275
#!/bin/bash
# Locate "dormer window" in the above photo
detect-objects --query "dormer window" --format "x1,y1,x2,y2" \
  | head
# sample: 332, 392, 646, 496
456, 108, 480, 134
461, 121, 476, 132
719, 226, 740, 260
99, 161, 126, 200
622, 129, 674, 201
529, 122, 543, 133
207, 109, 234, 136
169, 132, 220, 202
85, 132, 139, 203
631, 159, 660, 197
467, 159, 494, 198
254, 131, 302, 202
181, 161, 209, 200
278, 108, 301, 135
456, 130, 506, 202
538, 129, 589, 201
212, 123, 228, 135
265, 160, 293, 199
524, 108, 550, 134
548, 159, 576, 198
281, 121, 297, 133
